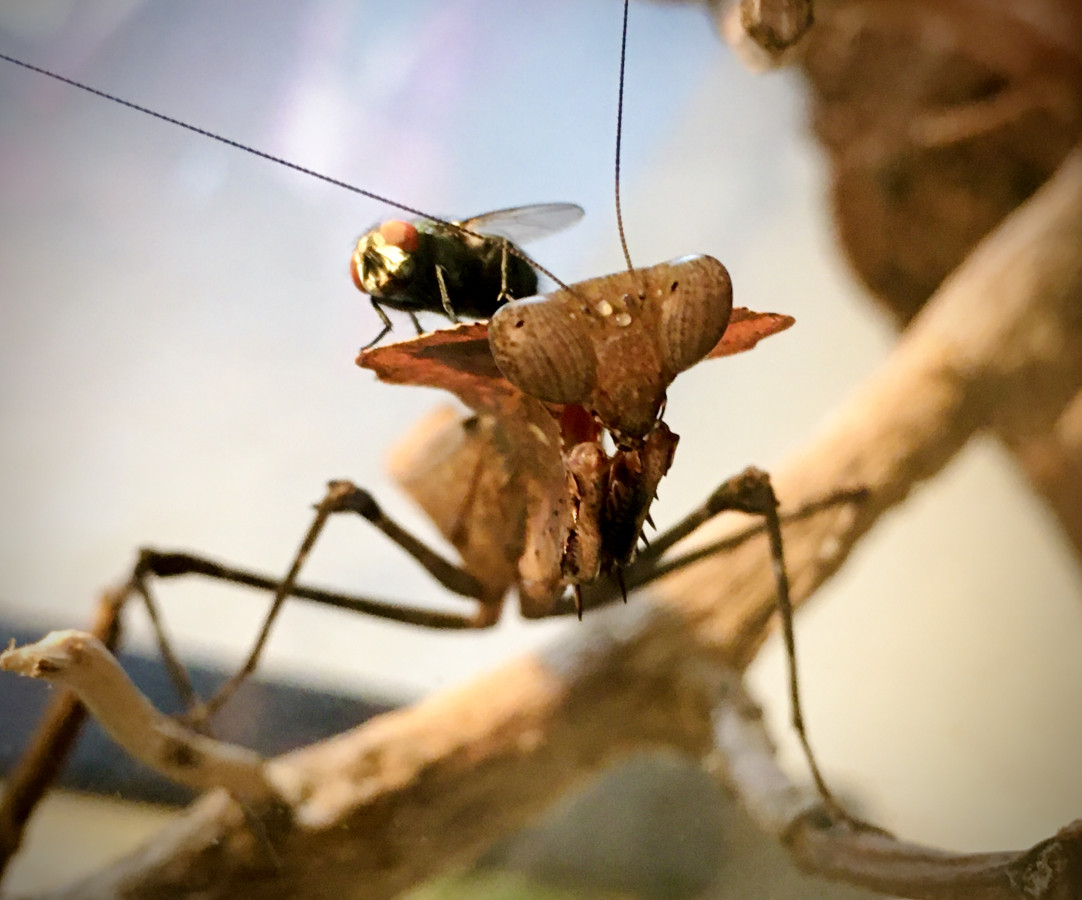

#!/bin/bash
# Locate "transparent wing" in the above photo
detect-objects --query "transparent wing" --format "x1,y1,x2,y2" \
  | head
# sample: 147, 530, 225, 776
456, 202, 584, 245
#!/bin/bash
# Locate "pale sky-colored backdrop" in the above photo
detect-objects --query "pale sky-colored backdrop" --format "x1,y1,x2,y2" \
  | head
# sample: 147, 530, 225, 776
1, 0, 1080, 860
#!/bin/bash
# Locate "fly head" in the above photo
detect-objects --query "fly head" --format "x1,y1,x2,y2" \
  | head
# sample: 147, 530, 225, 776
351, 221, 421, 300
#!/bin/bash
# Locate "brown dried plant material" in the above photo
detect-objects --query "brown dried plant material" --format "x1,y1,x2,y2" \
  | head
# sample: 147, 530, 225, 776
793, 0, 1082, 566
707, 306, 794, 358
800, 0, 1082, 324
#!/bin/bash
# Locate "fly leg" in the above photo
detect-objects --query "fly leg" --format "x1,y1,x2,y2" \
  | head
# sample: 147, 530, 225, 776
361, 298, 395, 350
434, 265, 459, 323
496, 238, 512, 306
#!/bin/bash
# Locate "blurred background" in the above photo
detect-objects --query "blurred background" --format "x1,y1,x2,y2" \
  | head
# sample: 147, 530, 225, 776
1, 0, 1080, 896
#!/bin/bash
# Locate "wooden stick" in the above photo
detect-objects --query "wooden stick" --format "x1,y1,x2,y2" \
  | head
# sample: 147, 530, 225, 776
1, 631, 272, 804
0, 593, 122, 879
713, 670, 1082, 899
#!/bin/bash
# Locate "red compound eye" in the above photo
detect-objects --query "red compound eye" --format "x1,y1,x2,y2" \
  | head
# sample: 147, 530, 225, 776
349, 250, 364, 291
379, 219, 419, 252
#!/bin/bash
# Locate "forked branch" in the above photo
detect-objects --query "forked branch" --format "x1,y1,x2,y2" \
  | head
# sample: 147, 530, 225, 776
0, 631, 273, 804
11, 152, 1082, 899
0, 595, 122, 881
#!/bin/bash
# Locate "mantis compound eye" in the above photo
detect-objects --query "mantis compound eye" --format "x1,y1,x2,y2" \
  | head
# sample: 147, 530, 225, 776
488, 294, 597, 406
657, 255, 733, 376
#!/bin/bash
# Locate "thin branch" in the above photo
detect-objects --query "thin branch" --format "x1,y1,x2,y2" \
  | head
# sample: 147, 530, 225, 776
0, 594, 123, 879
712, 671, 1082, 899
0, 631, 273, 804
14, 151, 1082, 899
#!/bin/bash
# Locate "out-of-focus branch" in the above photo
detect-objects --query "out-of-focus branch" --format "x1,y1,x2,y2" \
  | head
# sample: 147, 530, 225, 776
722, 0, 1082, 563
989, 381, 1082, 566
0, 631, 272, 804
0, 595, 123, 880
655, 149, 1082, 666
22, 150, 1082, 900
713, 671, 1082, 899
1010, 389, 1082, 546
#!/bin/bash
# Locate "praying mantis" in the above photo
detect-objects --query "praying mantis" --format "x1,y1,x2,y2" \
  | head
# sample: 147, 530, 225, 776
0, 2, 857, 831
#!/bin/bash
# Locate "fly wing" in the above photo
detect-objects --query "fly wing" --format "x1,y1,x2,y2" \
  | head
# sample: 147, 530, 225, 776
457, 202, 584, 245
706, 308, 795, 359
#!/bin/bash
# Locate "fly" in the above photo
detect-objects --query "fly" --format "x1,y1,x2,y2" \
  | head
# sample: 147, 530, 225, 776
351, 202, 584, 346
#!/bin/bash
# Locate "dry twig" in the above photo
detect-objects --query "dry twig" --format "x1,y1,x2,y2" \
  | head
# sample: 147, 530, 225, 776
0, 631, 272, 804
0, 596, 122, 879
713, 671, 1082, 899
